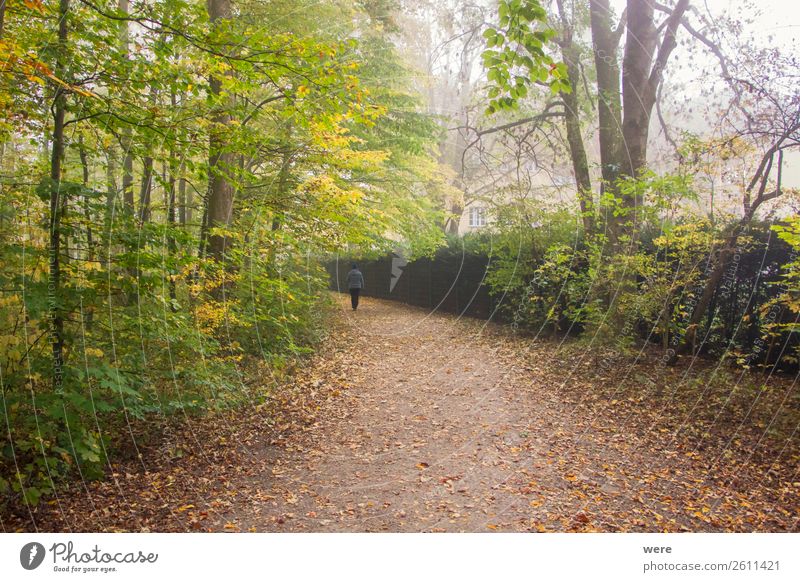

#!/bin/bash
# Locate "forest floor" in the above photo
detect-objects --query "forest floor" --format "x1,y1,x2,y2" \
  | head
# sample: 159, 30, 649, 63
6, 296, 799, 532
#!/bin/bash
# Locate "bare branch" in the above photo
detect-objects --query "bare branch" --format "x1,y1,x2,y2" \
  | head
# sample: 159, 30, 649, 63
476, 110, 565, 137
655, 82, 680, 156
646, 0, 690, 110
654, 2, 752, 125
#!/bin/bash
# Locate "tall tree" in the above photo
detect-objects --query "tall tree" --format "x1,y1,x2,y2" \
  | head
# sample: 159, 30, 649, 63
484, 0, 690, 243
554, 0, 593, 232
118, 0, 135, 214
47, 0, 71, 387
591, 0, 689, 244
205, 0, 236, 262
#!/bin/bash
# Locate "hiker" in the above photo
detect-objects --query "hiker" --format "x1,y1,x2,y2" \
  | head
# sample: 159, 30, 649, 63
346, 263, 364, 310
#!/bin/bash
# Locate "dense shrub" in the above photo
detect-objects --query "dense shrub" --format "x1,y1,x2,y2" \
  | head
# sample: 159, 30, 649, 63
476, 205, 798, 368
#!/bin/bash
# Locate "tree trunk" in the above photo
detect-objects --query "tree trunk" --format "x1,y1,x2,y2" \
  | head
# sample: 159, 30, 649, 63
561, 71, 593, 232
178, 159, 187, 226
167, 157, 178, 306
589, 0, 689, 245
121, 142, 134, 212
555, 0, 593, 233
138, 83, 158, 223
620, 1, 657, 179
138, 156, 153, 223
49, 0, 70, 387
105, 145, 117, 217
205, 0, 236, 263
680, 222, 745, 355
199, 184, 210, 257
118, 0, 135, 214
436, 21, 475, 235
101, 146, 117, 270
166, 90, 179, 305
78, 135, 95, 327
446, 204, 463, 235
589, 0, 624, 193
179, 172, 189, 226
0, 0, 6, 39
77, 135, 93, 256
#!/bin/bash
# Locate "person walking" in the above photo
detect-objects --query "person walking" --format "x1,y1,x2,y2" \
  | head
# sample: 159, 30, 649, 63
346, 263, 364, 310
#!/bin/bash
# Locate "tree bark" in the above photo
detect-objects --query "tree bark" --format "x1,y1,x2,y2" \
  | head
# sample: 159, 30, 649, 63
178, 171, 188, 226
589, 0, 624, 191
137, 82, 158, 223
618, 0, 689, 238
167, 157, 178, 306
446, 203, 463, 235
105, 146, 117, 214
620, 1, 657, 178
118, 0, 135, 214
121, 141, 134, 212
0, 0, 6, 40
589, 0, 689, 245
555, 0, 594, 233
78, 134, 95, 327
138, 155, 154, 223
205, 0, 236, 263
49, 0, 70, 387
679, 223, 743, 357
165, 90, 179, 305
77, 135, 93, 255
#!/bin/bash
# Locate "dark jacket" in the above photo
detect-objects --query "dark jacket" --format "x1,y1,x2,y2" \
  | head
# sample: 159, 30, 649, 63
346, 269, 364, 289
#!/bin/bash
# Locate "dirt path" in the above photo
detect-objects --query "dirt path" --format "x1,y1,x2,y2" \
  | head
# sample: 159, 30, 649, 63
230, 295, 563, 532
216, 297, 797, 532
14, 296, 797, 532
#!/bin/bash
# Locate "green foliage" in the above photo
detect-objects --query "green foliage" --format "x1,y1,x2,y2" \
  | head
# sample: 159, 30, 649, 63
481, 0, 568, 114
0, 0, 446, 509
476, 205, 586, 333
475, 166, 798, 372
760, 217, 800, 365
